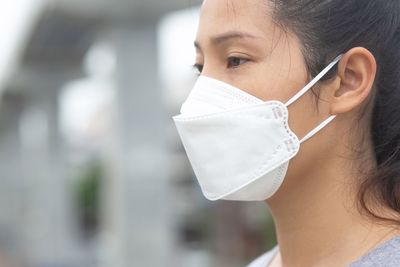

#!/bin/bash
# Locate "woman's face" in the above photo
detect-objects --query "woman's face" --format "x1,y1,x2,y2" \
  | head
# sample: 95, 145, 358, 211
195, 0, 338, 201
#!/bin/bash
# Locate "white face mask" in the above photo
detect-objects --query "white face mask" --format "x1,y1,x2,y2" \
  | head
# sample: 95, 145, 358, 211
172, 55, 342, 201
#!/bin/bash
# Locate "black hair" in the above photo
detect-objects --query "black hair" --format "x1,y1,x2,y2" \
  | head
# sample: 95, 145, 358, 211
270, 0, 400, 224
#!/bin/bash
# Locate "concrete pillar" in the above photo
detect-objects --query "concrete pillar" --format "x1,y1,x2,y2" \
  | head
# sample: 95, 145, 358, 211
0, 94, 26, 266
100, 21, 173, 267
19, 80, 81, 267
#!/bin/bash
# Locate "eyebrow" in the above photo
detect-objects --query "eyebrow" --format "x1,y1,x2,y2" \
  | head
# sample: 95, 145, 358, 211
194, 31, 260, 51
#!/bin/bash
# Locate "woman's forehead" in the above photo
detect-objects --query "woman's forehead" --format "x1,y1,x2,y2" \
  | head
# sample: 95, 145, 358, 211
197, 0, 273, 44
200, 0, 269, 22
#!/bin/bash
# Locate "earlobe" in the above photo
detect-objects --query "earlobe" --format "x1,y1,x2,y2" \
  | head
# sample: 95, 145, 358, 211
330, 47, 377, 115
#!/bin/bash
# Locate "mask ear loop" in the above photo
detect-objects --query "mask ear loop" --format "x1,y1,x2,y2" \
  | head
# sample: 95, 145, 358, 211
285, 54, 343, 107
299, 115, 336, 143
284, 54, 343, 144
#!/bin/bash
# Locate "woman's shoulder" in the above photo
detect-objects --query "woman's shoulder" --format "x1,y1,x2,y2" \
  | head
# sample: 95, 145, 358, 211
245, 236, 400, 267
245, 246, 279, 267
349, 235, 400, 267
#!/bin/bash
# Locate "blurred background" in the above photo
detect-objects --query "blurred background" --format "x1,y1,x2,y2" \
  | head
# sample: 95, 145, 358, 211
0, 0, 277, 266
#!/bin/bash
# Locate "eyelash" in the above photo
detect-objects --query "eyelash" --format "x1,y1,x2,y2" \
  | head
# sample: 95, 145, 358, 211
192, 56, 250, 75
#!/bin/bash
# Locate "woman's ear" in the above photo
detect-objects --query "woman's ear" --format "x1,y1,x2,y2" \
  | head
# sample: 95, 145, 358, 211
329, 47, 377, 114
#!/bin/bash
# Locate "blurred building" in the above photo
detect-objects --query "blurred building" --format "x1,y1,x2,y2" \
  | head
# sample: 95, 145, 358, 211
0, 1, 276, 267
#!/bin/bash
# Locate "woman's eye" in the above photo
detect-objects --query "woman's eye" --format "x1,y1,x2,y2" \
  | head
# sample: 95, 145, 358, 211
192, 57, 248, 75
227, 57, 249, 69
193, 63, 203, 75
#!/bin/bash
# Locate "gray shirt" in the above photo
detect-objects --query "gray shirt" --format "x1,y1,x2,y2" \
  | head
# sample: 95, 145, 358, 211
246, 236, 400, 267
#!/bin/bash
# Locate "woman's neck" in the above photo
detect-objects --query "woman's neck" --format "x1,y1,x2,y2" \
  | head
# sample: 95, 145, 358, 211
265, 142, 399, 267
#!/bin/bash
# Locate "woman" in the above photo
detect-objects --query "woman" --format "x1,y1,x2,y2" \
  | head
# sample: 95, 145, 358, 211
172, 0, 400, 266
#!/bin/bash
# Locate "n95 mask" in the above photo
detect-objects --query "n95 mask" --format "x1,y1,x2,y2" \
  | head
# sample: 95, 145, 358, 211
172, 55, 342, 201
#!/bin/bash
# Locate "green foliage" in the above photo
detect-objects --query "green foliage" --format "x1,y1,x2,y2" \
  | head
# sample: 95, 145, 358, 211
73, 159, 103, 236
